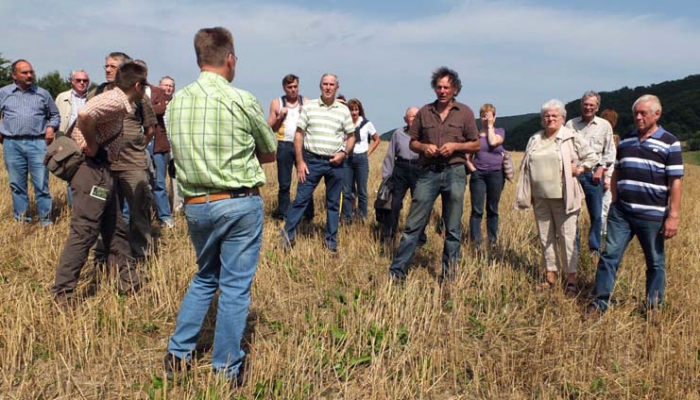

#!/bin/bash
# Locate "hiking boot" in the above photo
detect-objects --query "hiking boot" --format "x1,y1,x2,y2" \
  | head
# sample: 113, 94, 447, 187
164, 353, 190, 380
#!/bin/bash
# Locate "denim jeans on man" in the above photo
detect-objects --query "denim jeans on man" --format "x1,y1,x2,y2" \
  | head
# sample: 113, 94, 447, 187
284, 153, 343, 250
342, 152, 369, 223
468, 169, 505, 246
167, 194, 263, 381
390, 164, 466, 281
577, 171, 603, 251
2, 137, 52, 225
152, 151, 174, 224
274, 141, 313, 220
590, 203, 666, 311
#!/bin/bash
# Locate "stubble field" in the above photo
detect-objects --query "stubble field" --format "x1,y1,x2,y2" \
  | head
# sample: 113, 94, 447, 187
1, 143, 699, 399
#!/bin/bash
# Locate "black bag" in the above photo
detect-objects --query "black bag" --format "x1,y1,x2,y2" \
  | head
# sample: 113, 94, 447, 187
374, 176, 393, 224
43, 136, 84, 181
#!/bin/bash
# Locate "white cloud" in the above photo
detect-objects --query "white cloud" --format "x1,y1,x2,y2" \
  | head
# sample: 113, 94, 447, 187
2, 0, 699, 129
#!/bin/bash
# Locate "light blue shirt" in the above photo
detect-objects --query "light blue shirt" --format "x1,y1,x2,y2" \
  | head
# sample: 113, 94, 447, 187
0, 83, 60, 137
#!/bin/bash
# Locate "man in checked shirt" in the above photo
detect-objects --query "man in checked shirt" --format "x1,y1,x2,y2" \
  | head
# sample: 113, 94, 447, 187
50, 62, 148, 307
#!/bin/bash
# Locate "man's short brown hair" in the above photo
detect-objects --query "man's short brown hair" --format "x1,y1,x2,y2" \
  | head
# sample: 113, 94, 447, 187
194, 27, 234, 68
282, 74, 299, 86
115, 62, 148, 91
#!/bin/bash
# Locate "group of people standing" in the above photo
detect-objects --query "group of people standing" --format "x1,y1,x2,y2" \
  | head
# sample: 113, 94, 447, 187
0, 26, 684, 385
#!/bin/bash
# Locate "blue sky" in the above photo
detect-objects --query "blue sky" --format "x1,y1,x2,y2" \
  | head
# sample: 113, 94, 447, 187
2, 0, 699, 132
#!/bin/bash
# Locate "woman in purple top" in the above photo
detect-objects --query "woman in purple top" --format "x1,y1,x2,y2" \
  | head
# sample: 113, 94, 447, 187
466, 103, 506, 249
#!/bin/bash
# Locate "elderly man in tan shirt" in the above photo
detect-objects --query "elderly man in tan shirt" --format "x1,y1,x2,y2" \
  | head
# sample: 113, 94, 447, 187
565, 90, 615, 257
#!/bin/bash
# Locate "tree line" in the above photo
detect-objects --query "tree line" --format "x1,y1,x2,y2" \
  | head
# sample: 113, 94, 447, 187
0, 53, 96, 97
506, 74, 700, 151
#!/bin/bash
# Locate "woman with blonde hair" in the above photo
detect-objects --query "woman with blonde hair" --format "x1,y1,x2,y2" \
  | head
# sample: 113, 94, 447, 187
515, 99, 598, 295
466, 103, 506, 249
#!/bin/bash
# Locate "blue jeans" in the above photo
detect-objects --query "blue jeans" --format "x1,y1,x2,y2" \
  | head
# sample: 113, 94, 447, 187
342, 152, 369, 223
577, 171, 603, 251
274, 141, 313, 220
167, 194, 263, 380
3, 137, 52, 225
591, 204, 666, 311
469, 169, 505, 246
284, 153, 344, 250
152, 152, 173, 223
390, 164, 466, 281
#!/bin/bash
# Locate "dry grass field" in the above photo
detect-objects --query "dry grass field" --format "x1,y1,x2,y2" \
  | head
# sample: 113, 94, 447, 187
1, 143, 699, 399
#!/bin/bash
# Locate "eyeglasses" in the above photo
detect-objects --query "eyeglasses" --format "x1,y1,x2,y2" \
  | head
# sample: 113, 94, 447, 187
104, 65, 119, 71
74, 79, 89, 83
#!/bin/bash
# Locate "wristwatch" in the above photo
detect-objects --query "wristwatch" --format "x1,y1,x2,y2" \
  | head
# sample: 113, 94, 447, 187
339, 150, 348, 156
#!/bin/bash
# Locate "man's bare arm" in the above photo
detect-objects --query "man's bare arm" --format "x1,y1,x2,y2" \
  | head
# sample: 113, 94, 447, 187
663, 177, 682, 238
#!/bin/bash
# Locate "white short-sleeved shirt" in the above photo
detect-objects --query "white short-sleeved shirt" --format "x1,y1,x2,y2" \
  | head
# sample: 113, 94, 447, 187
353, 116, 377, 154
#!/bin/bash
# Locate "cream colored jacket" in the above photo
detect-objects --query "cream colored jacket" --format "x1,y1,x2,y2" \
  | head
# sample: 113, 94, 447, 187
514, 126, 598, 213
55, 90, 73, 133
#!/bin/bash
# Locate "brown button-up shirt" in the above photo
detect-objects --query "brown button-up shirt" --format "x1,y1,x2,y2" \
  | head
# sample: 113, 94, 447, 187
110, 95, 157, 171
408, 100, 479, 166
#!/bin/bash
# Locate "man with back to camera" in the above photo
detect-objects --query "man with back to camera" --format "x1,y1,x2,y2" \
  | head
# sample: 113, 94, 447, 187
163, 27, 276, 384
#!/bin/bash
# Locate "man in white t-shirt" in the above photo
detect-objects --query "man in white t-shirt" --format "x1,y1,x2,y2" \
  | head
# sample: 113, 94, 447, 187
268, 74, 313, 220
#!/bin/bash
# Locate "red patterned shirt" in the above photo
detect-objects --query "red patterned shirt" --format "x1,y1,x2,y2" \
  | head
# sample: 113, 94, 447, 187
71, 87, 133, 163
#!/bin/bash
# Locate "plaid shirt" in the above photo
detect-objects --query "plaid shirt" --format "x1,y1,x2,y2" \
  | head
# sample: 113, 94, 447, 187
71, 87, 132, 164
166, 71, 276, 197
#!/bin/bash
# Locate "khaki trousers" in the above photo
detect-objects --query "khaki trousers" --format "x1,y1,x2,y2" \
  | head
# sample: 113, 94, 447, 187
533, 197, 579, 274
51, 159, 139, 298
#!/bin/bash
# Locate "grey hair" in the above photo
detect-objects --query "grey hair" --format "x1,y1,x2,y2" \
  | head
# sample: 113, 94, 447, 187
540, 99, 567, 123
106, 52, 132, 66
70, 69, 88, 79
632, 94, 662, 114
319, 73, 338, 86
159, 76, 175, 85
581, 90, 601, 105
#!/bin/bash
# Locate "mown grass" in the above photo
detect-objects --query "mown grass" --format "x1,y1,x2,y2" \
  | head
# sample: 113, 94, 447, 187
682, 151, 700, 166
1, 144, 699, 399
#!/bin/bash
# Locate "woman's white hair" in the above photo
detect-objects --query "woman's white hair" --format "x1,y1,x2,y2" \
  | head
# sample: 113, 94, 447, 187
540, 99, 567, 119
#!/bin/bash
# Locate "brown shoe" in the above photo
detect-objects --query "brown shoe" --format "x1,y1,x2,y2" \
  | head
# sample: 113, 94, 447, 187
564, 282, 579, 298
583, 304, 602, 321
164, 353, 191, 380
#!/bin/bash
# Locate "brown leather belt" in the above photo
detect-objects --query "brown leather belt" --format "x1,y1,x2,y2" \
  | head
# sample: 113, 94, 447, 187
184, 187, 260, 205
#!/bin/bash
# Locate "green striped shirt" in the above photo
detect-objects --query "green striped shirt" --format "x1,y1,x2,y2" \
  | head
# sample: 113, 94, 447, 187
167, 71, 276, 197
297, 99, 354, 156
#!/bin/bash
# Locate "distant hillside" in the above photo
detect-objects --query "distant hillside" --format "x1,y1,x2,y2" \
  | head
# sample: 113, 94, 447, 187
381, 75, 700, 150
508, 74, 700, 150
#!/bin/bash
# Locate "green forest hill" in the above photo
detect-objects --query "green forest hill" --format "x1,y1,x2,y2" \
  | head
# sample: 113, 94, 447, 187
381, 74, 700, 151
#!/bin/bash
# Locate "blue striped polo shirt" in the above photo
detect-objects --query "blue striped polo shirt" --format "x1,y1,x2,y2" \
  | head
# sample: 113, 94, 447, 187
615, 126, 683, 221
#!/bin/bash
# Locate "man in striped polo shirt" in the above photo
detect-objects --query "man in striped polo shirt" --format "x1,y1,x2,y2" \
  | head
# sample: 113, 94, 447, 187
588, 95, 683, 315
282, 73, 355, 253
